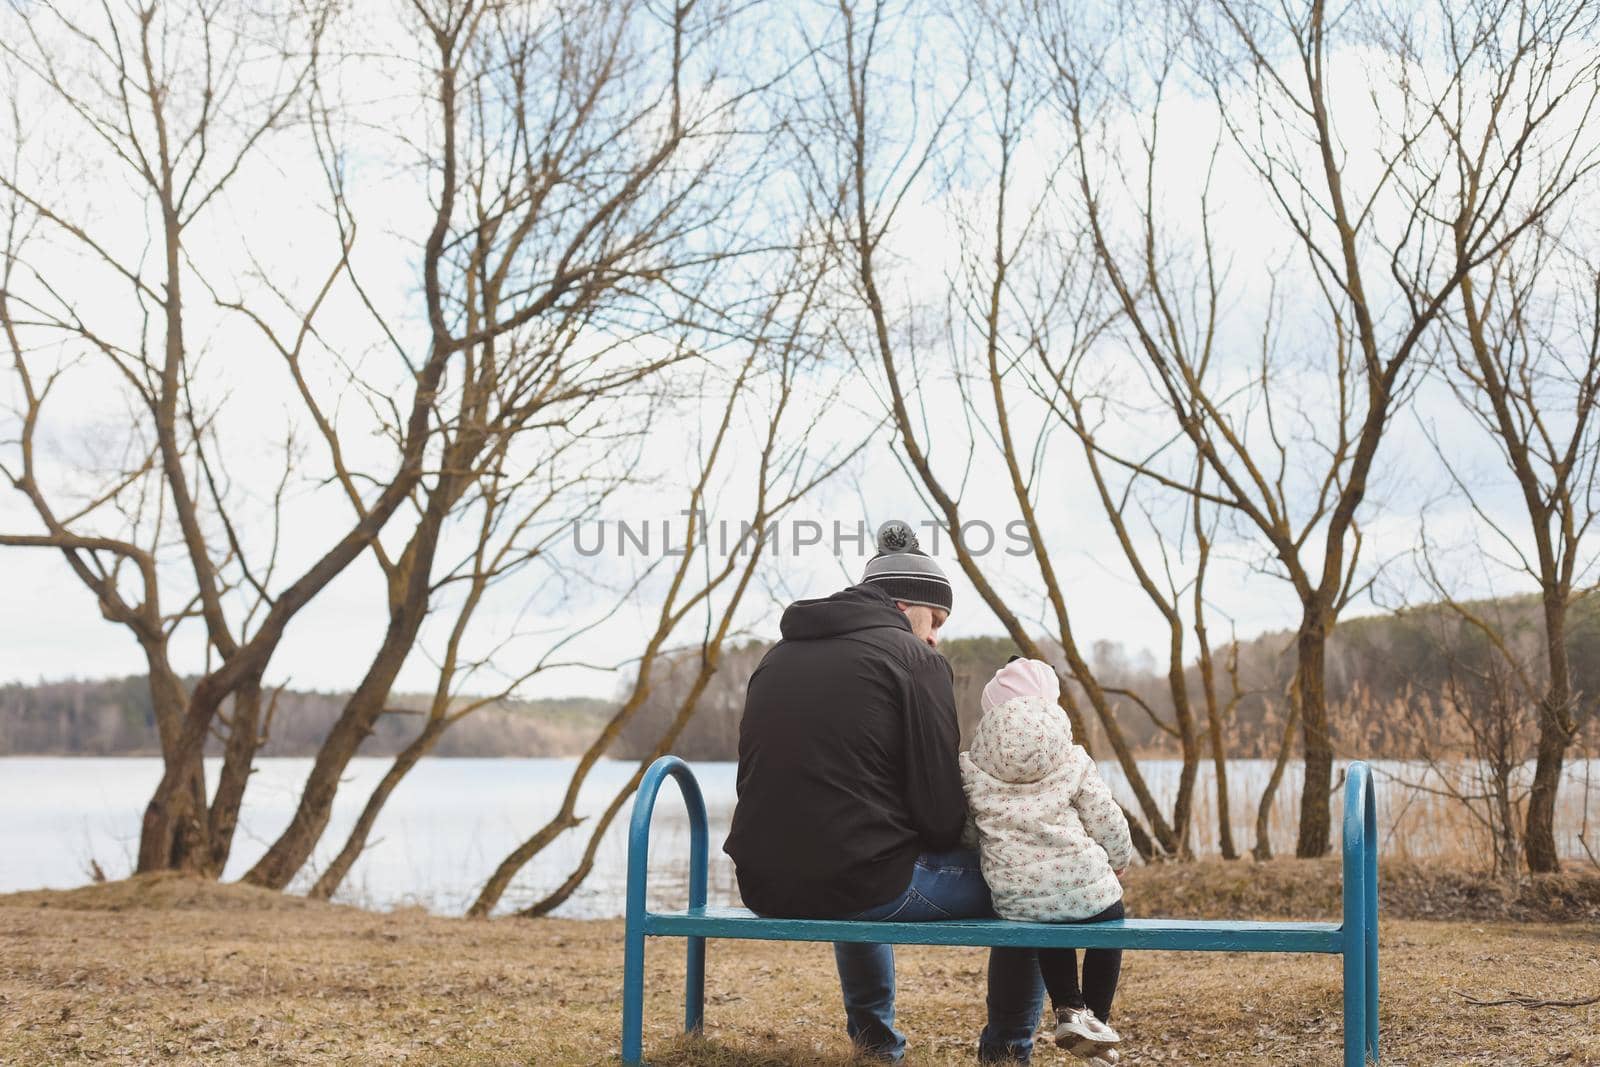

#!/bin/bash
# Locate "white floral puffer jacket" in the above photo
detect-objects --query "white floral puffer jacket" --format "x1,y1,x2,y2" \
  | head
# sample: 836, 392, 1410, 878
959, 695, 1134, 922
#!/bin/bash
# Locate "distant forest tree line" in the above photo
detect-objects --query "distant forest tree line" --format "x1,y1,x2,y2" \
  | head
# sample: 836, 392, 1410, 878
17, 595, 1600, 768
0, 681, 610, 759
618, 596, 1600, 763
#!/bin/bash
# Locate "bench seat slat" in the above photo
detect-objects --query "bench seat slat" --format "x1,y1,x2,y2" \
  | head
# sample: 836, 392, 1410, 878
644, 906, 1343, 954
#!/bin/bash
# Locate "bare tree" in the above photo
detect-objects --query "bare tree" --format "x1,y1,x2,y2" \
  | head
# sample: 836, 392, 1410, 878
239, 0, 761, 891
469, 261, 861, 917
789, 0, 1272, 858
514, 343, 854, 918
1192, 486, 1243, 858
1425, 225, 1600, 871
1038, 0, 1600, 856
304, 433, 637, 901
0, 0, 422, 874
0, 0, 780, 882
1393, 603, 1538, 878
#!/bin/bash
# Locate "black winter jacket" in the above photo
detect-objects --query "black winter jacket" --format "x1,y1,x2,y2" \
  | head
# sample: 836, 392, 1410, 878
722, 584, 966, 918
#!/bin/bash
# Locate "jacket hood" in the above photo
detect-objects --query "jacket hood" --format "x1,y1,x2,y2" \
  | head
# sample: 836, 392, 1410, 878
966, 694, 1076, 785
982, 658, 1060, 714
779, 583, 913, 642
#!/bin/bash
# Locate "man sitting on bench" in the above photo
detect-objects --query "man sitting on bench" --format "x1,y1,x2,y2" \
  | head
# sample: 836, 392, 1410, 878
724, 521, 1045, 1064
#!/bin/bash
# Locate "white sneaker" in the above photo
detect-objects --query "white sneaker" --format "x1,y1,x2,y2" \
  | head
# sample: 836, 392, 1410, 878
1053, 1005, 1120, 1058
1086, 1050, 1120, 1066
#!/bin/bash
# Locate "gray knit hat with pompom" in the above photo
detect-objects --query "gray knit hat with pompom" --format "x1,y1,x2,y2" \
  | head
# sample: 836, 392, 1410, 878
860, 520, 952, 614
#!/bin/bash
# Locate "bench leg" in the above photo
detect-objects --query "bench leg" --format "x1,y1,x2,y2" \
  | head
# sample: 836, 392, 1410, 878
685, 935, 705, 1035
1366, 924, 1379, 1062
1366, 848, 1380, 1061
623, 923, 646, 1065
1344, 941, 1367, 1067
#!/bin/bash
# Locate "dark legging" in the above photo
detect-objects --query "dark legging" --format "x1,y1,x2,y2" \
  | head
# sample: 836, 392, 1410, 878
1036, 899, 1125, 1022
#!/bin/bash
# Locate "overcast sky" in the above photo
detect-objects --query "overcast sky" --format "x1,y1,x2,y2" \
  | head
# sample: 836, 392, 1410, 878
1, 1, 1590, 702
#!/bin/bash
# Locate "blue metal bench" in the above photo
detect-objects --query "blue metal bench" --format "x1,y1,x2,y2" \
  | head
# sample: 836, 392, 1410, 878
622, 756, 1379, 1066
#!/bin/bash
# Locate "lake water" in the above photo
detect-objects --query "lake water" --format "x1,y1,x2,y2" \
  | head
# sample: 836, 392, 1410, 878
2, 756, 1595, 916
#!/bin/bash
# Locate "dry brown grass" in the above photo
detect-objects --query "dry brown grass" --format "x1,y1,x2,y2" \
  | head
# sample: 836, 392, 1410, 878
1, 865, 1597, 1066
1124, 858, 1600, 924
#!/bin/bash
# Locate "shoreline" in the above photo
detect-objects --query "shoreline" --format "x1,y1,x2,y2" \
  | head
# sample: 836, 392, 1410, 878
6, 856, 1599, 925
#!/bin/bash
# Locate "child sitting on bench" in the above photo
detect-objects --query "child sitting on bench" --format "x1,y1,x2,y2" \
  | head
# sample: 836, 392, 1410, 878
960, 657, 1134, 1066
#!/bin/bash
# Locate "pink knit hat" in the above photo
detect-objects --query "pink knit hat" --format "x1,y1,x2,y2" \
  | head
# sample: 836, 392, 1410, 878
981, 657, 1060, 714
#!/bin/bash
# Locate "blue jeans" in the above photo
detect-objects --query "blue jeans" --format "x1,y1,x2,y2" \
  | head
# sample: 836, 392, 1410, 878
833, 848, 1045, 1063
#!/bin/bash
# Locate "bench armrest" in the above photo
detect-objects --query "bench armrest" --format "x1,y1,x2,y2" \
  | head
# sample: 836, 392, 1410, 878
627, 755, 710, 922
1340, 761, 1377, 934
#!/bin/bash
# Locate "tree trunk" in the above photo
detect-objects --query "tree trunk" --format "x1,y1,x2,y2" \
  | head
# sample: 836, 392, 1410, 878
1196, 627, 1241, 857
247, 385, 496, 889
1295, 619, 1333, 858
1493, 748, 1521, 880
473, 533, 760, 917
140, 642, 189, 758
1061, 638, 1182, 856
206, 675, 263, 874
1255, 688, 1300, 861
1165, 638, 1198, 858
1196, 642, 1237, 860
244, 511, 448, 890
309, 716, 450, 900
470, 806, 584, 917
1191, 477, 1236, 860
1526, 596, 1575, 873
138, 680, 228, 874
1525, 738, 1568, 873
240, 644, 410, 889
1123, 806, 1157, 863
1211, 728, 1237, 860
468, 681, 658, 917
135, 642, 212, 875
519, 663, 725, 916
139, 762, 212, 875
